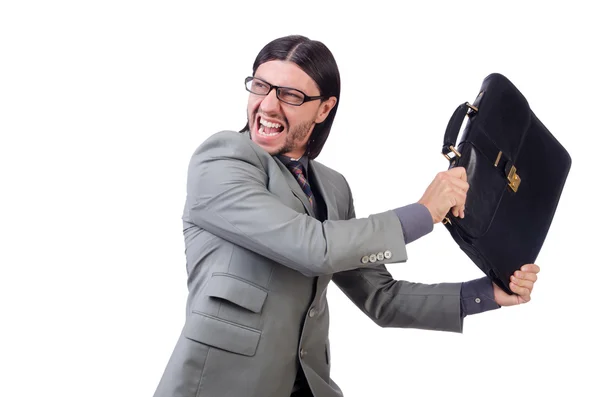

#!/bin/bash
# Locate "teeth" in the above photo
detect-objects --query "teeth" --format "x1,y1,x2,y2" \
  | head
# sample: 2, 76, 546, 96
260, 118, 282, 129
258, 126, 279, 137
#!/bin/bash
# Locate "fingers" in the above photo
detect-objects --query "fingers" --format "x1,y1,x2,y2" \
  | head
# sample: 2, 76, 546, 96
421, 167, 469, 223
447, 166, 467, 181
514, 270, 538, 283
444, 169, 468, 220
521, 263, 540, 274
509, 264, 540, 303
509, 281, 532, 302
510, 275, 534, 291
450, 185, 467, 218
442, 168, 469, 192
448, 177, 469, 193
436, 169, 468, 189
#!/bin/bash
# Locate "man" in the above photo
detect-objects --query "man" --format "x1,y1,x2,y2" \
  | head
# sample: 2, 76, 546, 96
153, 35, 540, 397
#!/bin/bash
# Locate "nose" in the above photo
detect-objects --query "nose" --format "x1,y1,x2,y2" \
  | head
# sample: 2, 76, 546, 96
259, 88, 281, 113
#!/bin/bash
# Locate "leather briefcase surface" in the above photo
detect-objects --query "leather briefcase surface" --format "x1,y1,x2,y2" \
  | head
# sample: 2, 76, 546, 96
441, 73, 571, 294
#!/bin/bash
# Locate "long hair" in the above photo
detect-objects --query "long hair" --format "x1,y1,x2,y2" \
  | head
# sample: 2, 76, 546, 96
240, 35, 341, 160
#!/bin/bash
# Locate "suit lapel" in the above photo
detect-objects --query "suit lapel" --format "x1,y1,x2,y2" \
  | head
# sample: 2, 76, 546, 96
274, 157, 317, 218
309, 161, 339, 221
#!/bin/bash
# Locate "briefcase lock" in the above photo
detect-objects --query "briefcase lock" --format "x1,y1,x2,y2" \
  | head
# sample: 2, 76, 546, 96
507, 165, 521, 192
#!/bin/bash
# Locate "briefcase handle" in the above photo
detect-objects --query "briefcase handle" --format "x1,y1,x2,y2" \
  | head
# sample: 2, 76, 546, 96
441, 102, 479, 162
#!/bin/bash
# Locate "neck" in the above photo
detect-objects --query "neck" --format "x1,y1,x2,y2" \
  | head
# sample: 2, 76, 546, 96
281, 148, 307, 160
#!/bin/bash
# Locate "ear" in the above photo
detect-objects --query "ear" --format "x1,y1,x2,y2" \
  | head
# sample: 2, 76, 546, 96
315, 96, 337, 124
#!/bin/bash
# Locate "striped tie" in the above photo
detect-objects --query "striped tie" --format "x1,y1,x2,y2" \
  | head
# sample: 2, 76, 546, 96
287, 160, 315, 211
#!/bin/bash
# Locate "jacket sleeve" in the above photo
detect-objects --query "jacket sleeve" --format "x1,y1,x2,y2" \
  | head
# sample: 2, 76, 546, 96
332, 177, 464, 332
184, 131, 408, 278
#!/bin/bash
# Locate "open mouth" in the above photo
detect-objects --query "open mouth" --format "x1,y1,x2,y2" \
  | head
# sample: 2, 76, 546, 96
257, 116, 285, 137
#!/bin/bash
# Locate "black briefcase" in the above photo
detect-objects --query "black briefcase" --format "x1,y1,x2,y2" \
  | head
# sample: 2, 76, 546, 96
441, 73, 571, 294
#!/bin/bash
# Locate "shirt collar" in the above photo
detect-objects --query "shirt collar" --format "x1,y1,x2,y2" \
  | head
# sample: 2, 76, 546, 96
276, 154, 310, 176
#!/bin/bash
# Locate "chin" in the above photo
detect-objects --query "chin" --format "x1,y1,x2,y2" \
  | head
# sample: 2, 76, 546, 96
260, 143, 284, 156
249, 131, 280, 154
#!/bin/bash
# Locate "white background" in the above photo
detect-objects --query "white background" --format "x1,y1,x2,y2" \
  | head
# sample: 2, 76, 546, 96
1, 1, 598, 396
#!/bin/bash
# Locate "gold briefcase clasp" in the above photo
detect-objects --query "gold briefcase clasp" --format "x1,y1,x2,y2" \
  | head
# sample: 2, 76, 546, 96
507, 165, 521, 193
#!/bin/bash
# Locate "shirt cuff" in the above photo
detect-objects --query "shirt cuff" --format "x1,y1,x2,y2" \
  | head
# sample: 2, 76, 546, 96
393, 203, 434, 244
460, 277, 501, 317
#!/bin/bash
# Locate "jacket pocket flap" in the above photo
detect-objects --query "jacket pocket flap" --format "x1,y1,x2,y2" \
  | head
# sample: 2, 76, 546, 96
206, 273, 267, 313
185, 312, 261, 357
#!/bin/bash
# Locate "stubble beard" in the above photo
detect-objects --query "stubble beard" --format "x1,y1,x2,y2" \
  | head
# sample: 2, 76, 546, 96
275, 120, 314, 157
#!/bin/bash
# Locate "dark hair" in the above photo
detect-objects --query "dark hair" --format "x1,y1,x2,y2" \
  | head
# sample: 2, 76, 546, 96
240, 35, 341, 159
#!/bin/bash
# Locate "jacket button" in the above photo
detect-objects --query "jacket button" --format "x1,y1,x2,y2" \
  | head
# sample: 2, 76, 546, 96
377, 252, 384, 261
361, 255, 369, 264
369, 254, 377, 263
384, 250, 392, 259
309, 307, 316, 317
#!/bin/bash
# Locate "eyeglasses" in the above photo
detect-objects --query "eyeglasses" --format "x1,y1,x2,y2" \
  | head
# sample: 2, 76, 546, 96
244, 76, 325, 106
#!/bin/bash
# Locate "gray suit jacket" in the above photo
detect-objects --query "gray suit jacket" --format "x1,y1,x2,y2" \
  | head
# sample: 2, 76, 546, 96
153, 130, 464, 397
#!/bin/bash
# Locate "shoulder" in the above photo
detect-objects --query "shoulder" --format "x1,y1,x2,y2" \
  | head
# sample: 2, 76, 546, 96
189, 130, 270, 170
192, 130, 254, 156
310, 160, 346, 182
